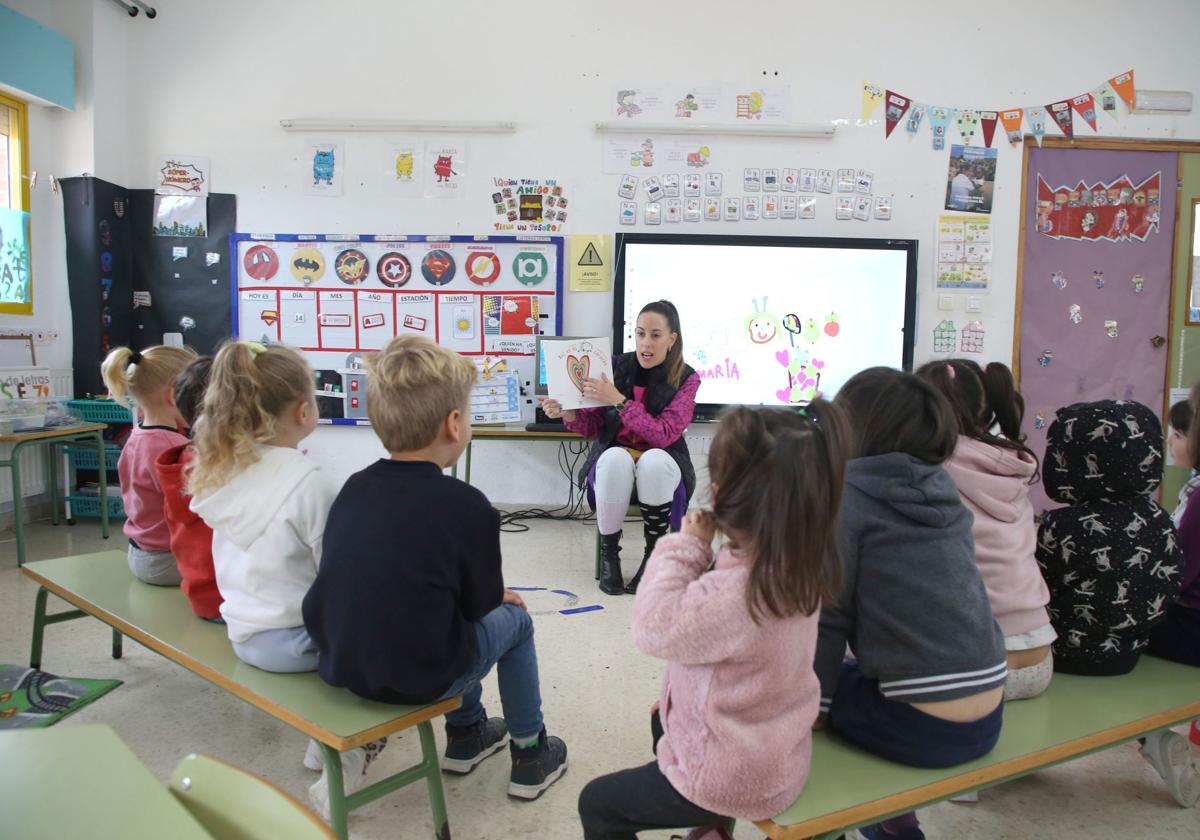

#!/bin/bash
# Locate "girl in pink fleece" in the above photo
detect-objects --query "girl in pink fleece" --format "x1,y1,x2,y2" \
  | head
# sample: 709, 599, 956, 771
918, 359, 1054, 701
578, 403, 849, 839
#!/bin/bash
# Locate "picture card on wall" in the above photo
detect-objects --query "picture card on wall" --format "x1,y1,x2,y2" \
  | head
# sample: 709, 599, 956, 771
542, 336, 615, 410
154, 155, 210, 196
303, 140, 343, 196
153, 195, 207, 237
424, 138, 467, 198
387, 140, 423, 194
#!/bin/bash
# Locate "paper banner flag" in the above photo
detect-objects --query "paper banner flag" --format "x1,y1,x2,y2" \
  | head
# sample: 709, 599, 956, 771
1000, 108, 1025, 146
929, 106, 953, 151
884, 90, 911, 138
1109, 70, 1136, 109
1092, 82, 1123, 122
905, 102, 927, 139
1070, 93, 1098, 132
978, 111, 999, 148
1025, 106, 1047, 146
956, 109, 979, 146
862, 83, 885, 120
1048, 100, 1074, 139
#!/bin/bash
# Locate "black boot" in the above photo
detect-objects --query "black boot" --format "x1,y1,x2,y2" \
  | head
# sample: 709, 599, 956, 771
626, 502, 672, 594
599, 532, 624, 595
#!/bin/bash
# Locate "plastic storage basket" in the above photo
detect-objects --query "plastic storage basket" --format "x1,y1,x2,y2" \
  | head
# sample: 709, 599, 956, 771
66, 493, 126, 519
67, 399, 133, 424
64, 445, 122, 471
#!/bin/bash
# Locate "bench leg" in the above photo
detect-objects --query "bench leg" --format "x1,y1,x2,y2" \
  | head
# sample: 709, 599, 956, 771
30, 586, 49, 669
317, 743, 349, 840
418, 720, 452, 840
112, 628, 123, 659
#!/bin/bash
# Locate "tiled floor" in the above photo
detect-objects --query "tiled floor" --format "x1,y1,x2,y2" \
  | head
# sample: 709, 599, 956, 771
1, 515, 1196, 839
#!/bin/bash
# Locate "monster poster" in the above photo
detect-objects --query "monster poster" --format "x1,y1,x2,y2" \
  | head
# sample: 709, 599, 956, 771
303, 140, 343, 196
424, 139, 466, 198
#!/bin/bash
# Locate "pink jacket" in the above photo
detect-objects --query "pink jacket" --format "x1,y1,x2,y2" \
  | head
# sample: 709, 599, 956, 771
118, 424, 190, 552
944, 435, 1051, 637
632, 533, 820, 820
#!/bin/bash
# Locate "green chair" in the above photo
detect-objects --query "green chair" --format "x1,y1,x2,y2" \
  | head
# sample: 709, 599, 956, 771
169, 753, 337, 840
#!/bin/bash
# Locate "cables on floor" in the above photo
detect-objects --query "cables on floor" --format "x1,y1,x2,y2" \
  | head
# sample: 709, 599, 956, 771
496, 439, 597, 532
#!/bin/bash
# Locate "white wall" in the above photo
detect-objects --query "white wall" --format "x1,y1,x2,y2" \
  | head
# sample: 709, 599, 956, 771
27, 0, 1200, 503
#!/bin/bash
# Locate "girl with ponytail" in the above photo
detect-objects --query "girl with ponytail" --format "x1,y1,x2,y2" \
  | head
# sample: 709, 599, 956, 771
579, 403, 847, 836
100, 344, 196, 585
917, 359, 1055, 703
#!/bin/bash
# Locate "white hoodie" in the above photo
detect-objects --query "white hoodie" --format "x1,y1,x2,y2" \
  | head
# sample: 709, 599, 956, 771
190, 446, 339, 643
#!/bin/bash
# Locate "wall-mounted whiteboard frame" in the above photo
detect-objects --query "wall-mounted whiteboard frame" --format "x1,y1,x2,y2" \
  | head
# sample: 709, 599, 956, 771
230, 232, 563, 425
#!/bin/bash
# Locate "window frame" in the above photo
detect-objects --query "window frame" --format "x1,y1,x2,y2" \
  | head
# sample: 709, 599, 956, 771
0, 90, 32, 315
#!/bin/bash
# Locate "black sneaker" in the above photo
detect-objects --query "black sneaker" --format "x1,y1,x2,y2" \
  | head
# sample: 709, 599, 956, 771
507, 727, 568, 799
442, 714, 509, 774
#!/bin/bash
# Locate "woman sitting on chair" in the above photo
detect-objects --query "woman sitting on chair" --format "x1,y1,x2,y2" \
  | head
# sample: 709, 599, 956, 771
540, 300, 699, 596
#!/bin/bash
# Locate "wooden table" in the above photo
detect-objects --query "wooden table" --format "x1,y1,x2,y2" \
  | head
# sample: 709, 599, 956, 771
457, 423, 582, 484
0, 724, 211, 840
0, 422, 109, 566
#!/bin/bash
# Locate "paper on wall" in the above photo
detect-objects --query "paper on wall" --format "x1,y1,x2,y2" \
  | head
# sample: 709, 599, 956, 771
154, 155, 210, 196
424, 138, 466, 198
935, 213, 992, 290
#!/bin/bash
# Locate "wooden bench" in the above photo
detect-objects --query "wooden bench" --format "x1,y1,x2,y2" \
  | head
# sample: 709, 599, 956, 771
756, 657, 1200, 839
21, 550, 461, 840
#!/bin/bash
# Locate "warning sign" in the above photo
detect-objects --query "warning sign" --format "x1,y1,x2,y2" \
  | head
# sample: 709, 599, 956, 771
569, 234, 612, 292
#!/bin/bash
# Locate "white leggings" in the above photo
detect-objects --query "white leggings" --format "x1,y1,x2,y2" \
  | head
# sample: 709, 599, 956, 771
594, 447, 681, 535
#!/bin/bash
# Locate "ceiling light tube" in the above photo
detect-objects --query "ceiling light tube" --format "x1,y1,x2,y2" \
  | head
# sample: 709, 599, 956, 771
594, 121, 836, 138
280, 119, 517, 133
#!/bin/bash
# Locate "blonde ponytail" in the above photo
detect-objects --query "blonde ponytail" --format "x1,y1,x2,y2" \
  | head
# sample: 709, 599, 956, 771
100, 345, 195, 405
186, 342, 314, 498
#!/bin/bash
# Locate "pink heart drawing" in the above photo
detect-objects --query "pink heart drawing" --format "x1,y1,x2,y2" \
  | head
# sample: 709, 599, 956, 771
775, 388, 791, 403
774, 349, 789, 366
566, 354, 590, 394
812, 359, 825, 369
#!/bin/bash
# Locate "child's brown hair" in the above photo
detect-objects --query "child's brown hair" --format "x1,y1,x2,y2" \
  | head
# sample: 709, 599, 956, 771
835, 366, 958, 464
173, 356, 213, 429
100, 345, 195, 406
708, 401, 848, 621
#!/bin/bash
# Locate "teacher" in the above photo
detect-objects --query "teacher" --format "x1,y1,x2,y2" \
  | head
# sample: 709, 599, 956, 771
541, 300, 700, 596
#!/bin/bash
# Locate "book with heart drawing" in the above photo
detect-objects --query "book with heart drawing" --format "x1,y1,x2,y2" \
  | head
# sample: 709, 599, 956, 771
542, 336, 615, 410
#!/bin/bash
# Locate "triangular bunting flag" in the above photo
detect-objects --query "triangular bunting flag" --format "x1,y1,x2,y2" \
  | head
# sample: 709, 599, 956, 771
884, 90, 911, 138
1070, 93, 1098, 131
979, 111, 999, 147
905, 102, 927, 139
1000, 108, 1025, 146
862, 82, 885, 120
1048, 100, 1074, 139
1109, 70, 1136, 109
955, 109, 979, 146
1092, 82, 1123, 123
1025, 106, 1047, 146
929, 106, 953, 151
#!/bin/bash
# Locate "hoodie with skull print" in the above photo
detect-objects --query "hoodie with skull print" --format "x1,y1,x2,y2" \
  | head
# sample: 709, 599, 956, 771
1036, 400, 1182, 675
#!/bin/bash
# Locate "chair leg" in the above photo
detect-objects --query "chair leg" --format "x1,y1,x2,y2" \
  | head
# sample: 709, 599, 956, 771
319, 743, 349, 840
112, 629, 123, 660
418, 720, 452, 840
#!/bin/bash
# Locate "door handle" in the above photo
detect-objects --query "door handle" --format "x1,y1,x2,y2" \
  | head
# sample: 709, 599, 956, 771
1151, 336, 1167, 348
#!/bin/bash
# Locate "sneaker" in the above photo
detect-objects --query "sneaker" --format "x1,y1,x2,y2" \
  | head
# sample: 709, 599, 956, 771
303, 739, 324, 771
949, 790, 979, 803
1140, 730, 1200, 807
857, 824, 925, 840
307, 738, 388, 819
508, 728, 568, 800
442, 715, 510, 774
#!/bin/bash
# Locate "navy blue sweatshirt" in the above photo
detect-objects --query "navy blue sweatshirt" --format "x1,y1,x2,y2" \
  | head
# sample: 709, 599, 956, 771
302, 459, 504, 704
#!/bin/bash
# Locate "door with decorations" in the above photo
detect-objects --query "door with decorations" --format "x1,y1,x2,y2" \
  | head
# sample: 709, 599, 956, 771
1017, 144, 1178, 512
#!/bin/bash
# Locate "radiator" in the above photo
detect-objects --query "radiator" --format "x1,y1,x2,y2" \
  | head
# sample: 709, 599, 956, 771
0, 369, 76, 509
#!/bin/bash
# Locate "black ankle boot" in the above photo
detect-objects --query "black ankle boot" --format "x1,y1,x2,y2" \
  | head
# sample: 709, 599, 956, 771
627, 502, 672, 594
599, 532, 624, 595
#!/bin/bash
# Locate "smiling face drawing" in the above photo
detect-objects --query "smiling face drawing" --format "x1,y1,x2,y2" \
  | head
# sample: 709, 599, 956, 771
748, 316, 777, 344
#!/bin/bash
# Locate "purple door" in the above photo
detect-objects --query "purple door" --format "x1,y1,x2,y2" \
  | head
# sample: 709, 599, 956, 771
1018, 146, 1177, 512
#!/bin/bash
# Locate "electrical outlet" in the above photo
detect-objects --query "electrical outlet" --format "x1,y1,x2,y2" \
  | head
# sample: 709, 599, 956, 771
938, 295, 955, 311
966, 296, 983, 313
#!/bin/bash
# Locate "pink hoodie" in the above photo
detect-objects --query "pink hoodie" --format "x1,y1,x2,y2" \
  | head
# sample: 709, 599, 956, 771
632, 533, 820, 820
944, 435, 1051, 637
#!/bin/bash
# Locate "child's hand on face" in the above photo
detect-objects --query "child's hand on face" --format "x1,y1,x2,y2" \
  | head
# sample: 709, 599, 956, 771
681, 510, 715, 545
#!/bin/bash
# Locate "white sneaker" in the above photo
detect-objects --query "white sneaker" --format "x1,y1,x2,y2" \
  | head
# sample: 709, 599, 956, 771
949, 791, 979, 803
1140, 730, 1200, 807
303, 739, 324, 771
308, 739, 388, 820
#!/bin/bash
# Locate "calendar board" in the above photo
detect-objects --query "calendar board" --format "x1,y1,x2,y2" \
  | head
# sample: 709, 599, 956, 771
230, 233, 562, 424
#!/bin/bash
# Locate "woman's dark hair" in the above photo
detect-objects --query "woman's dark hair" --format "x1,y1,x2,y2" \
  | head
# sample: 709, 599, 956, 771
1186, 383, 1200, 471
1170, 400, 1192, 436
915, 358, 1040, 483
835, 366, 958, 464
709, 401, 848, 622
638, 299, 684, 388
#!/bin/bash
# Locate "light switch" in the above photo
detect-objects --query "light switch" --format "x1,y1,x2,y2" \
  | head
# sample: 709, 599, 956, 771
966, 296, 983, 313
938, 295, 955, 311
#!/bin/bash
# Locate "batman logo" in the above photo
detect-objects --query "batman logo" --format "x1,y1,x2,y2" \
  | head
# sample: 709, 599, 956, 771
294, 258, 320, 271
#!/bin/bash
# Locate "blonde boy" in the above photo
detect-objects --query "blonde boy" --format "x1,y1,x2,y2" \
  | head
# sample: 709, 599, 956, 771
302, 335, 568, 800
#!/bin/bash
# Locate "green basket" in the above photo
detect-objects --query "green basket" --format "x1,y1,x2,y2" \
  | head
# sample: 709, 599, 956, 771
67, 493, 126, 519
67, 399, 133, 423
64, 445, 122, 471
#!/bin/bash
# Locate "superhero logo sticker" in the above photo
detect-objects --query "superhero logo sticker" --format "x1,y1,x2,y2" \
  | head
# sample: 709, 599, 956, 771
334, 249, 369, 285
243, 245, 279, 281
376, 252, 412, 287
421, 250, 457, 285
290, 248, 325, 285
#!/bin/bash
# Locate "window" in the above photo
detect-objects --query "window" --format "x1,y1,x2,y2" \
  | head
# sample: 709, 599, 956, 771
0, 91, 31, 315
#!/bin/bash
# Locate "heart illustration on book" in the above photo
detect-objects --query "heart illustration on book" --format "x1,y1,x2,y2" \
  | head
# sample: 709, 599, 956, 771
567, 354, 590, 394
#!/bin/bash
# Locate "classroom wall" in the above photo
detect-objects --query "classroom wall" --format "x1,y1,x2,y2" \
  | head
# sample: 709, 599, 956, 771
22, 0, 1200, 503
